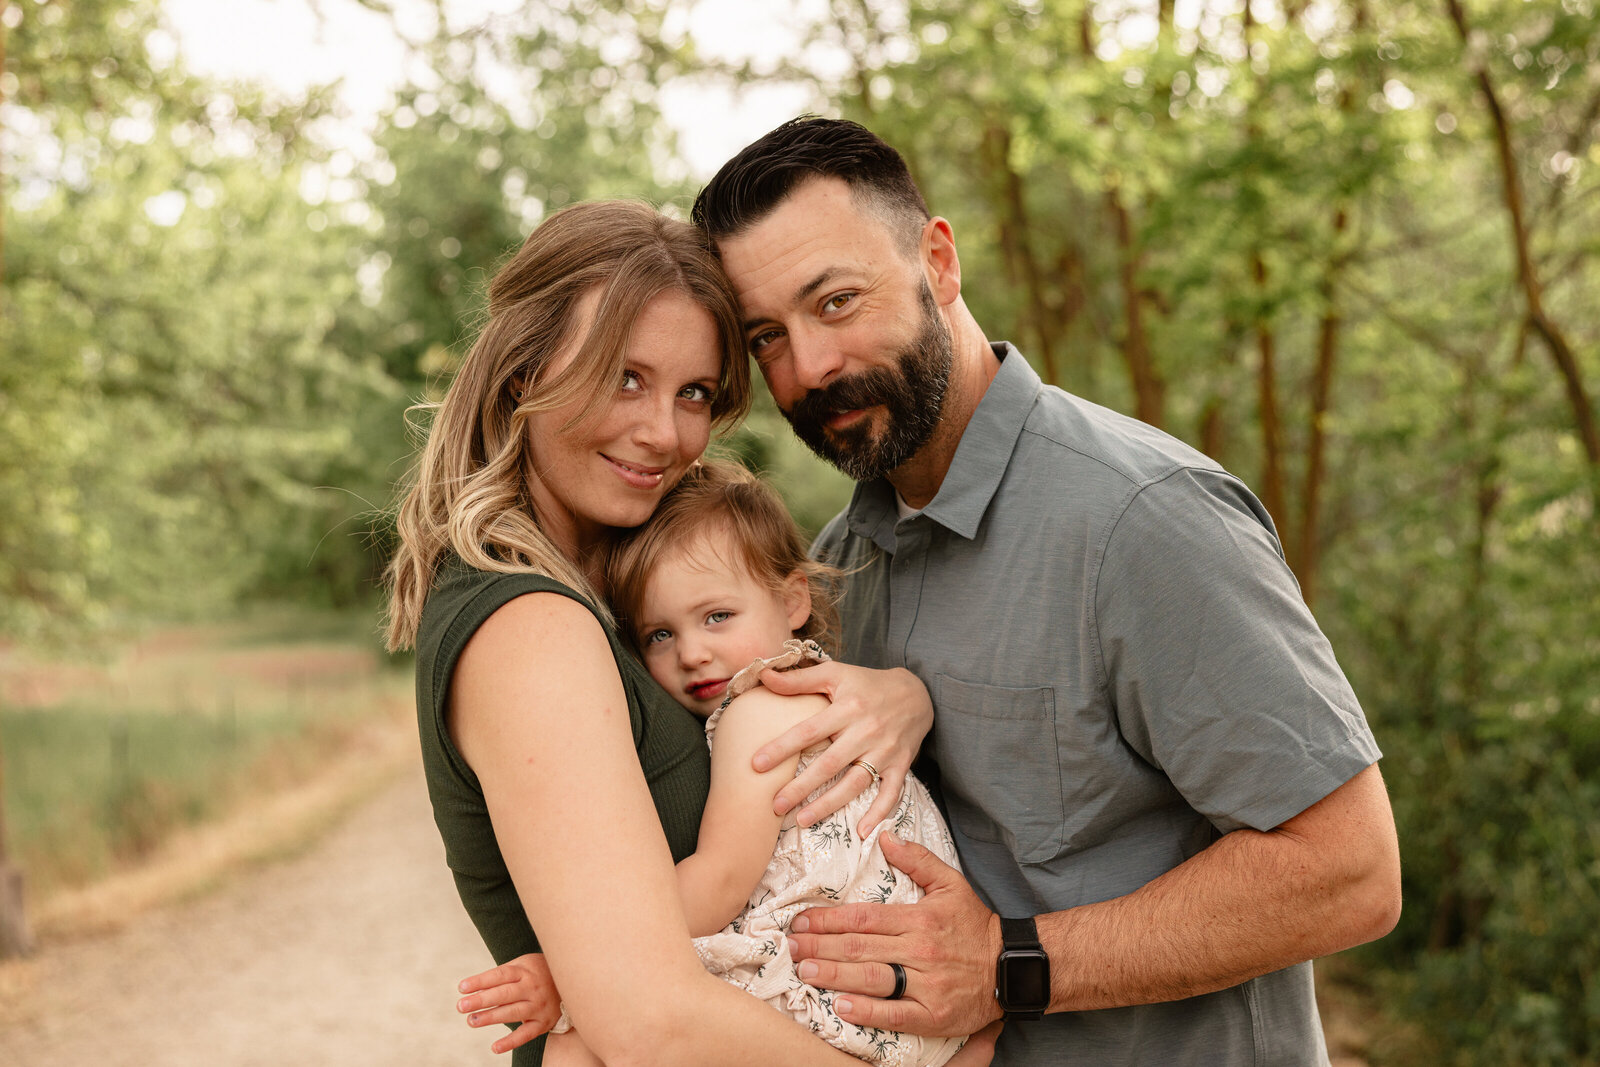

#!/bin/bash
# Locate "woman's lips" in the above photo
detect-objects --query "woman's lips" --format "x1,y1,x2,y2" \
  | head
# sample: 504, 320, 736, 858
603, 454, 666, 488
687, 678, 729, 702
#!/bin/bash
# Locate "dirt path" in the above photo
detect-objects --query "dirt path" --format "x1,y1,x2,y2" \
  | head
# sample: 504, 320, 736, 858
0, 749, 1374, 1066
0, 764, 501, 1066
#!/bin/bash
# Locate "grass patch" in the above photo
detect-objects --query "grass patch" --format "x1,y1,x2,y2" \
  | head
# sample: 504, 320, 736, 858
3, 705, 303, 891
0, 615, 409, 901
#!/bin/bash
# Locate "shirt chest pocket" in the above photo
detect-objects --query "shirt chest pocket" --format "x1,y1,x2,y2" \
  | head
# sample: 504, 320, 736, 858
931, 675, 1064, 865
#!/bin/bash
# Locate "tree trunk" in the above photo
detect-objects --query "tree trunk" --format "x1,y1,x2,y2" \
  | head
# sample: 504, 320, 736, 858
830, 0, 881, 118
0, 750, 32, 958
982, 123, 1061, 384
1199, 397, 1226, 462
1107, 189, 1165, 427
1252, 251, 1288, 538
1444, 0, 1600, 465
1295, 210, 1346, 609
1242, 4, 1287, 535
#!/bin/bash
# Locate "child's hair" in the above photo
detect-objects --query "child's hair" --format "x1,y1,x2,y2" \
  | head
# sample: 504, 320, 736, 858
607, 460, 842, 656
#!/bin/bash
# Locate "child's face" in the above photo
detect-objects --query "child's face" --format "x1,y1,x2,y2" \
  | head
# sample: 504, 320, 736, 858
635, 527, 811, 717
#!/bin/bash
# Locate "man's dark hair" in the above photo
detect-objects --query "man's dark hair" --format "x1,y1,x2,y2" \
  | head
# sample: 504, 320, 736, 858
691, 116, 929, 252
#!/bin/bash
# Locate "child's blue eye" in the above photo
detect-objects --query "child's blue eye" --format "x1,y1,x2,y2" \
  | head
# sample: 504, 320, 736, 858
643, 628, 670, 645
706, 611, 732, 625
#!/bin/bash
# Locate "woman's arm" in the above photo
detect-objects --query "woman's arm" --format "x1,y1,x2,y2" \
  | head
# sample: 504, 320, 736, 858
675, 688, 828, 935
451, 593, 860, 1067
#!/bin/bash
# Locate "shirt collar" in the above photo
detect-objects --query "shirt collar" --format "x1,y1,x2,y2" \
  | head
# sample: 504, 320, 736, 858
846, 342, 1041, 545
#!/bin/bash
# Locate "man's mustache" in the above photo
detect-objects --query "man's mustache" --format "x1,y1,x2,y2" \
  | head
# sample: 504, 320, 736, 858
789, 369, 902, 427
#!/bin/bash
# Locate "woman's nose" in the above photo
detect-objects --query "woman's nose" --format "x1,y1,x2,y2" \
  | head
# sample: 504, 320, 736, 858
632, 396, 680, 454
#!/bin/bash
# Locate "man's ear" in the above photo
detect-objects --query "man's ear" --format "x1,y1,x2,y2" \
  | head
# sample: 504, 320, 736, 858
783, 569, 813, 633
922, 216, 962, 307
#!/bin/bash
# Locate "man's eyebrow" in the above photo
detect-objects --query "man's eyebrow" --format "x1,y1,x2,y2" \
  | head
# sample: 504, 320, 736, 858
740, 267, 845, 333
793, 267, 844, 306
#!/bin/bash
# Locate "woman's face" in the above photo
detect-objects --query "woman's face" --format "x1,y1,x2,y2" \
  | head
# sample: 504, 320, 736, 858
525, 290, 724, 558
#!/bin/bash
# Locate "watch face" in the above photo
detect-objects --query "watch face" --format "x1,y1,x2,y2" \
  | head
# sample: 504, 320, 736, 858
1000, 949, 1050, 1013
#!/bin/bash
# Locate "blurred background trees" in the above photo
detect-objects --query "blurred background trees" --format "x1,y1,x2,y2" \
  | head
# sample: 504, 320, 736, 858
3, 0, 1597, 1059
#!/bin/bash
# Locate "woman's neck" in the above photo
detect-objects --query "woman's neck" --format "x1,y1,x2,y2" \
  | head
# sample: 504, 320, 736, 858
532, 502, 608, 592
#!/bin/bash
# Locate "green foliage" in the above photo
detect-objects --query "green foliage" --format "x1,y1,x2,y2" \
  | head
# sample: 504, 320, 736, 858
2, 0, 403, 632
356, 0, 700, 386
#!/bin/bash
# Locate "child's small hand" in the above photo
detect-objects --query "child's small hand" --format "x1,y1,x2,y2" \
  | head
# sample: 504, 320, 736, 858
457, 952, 562, 1054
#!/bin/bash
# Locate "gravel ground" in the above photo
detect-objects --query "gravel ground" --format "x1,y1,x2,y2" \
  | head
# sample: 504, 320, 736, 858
0, 754, 1372, 1067
0, 765, 501, 1067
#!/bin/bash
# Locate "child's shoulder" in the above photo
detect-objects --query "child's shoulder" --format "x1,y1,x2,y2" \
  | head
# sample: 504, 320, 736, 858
713, 685, 829, 751
706, 639, 830, 745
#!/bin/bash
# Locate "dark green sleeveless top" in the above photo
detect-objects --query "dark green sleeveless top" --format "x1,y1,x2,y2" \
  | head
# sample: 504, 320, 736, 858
414, 563, 710, 1066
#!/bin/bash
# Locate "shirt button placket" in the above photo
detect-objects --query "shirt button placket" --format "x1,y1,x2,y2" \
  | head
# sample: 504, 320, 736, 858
887, 519, 930, 671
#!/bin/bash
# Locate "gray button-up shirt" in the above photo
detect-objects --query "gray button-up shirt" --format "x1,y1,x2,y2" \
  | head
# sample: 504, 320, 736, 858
814, 343, 1380, 1066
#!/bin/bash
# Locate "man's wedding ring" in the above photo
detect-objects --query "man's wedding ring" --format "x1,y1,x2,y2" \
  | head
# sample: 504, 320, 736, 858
850, 758, 881, 784
887, 961, 907, 1000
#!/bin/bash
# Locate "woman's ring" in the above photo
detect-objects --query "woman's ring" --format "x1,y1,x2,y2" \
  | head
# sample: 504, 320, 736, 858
887, 961, 907, 1000
850, 758, 881, 783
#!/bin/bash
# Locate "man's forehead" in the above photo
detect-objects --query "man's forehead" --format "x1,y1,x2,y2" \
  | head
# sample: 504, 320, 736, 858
715, 181, 897, 302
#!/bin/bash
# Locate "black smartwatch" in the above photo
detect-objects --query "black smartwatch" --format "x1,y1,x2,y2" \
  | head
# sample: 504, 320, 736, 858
995, 915, 1051, 1020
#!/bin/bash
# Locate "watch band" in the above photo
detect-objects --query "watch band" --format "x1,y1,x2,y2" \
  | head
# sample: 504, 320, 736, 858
1000, 915, 1041, 949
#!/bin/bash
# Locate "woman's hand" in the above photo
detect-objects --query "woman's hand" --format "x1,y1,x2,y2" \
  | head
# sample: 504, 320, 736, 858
457, 952, 561, 1055
750, 662, 933, 836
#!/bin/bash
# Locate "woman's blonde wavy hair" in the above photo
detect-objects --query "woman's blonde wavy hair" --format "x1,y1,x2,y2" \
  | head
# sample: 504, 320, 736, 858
384, 201, 751, 652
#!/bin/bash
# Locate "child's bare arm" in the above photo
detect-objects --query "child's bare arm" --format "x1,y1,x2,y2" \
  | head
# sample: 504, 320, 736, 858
676, 689, 830, 936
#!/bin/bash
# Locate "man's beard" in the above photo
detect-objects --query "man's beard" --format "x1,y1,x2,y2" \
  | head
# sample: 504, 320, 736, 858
785, 283, 953, 482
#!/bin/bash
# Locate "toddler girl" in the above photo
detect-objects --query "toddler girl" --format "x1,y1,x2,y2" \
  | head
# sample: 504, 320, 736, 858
466, 460, 965, 1066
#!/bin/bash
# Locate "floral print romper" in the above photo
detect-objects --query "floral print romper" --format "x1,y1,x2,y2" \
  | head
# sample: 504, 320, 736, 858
691, 639, 967, 1067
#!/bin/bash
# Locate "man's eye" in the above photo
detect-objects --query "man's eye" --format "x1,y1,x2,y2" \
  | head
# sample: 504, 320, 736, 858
748, 329, 781, 354
825, 292, 854, 311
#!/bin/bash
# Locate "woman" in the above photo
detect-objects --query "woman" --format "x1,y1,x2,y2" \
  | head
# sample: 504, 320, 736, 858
384, 201, 969, 1066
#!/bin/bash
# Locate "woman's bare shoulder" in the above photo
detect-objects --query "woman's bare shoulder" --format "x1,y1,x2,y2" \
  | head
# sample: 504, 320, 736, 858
452, 591, 620, 739
467, 589, 608, 658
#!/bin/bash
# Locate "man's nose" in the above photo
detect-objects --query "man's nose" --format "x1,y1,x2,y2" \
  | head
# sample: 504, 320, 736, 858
789, 326, 847, 393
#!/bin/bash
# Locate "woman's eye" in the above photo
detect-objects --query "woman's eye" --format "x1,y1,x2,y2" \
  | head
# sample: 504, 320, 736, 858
620, 370, 644, 393
678, 383, 714, 403
643, 628, 670, 645
706, 611, 732, 625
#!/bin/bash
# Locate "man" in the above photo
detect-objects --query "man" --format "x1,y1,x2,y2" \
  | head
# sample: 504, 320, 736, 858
691, 117, 1400, 1066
